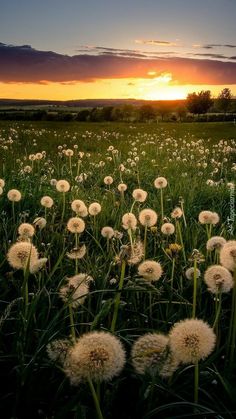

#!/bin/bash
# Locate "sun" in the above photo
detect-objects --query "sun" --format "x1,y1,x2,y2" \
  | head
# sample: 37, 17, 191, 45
135, 72, 188, 100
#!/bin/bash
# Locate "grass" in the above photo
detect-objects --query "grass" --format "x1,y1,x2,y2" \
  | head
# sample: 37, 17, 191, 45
0, 121, 235, 419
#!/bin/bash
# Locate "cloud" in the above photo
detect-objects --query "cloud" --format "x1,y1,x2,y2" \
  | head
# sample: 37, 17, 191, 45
135, 39, 177, 46
1, 42, 236, 85
194, 43, 236, 49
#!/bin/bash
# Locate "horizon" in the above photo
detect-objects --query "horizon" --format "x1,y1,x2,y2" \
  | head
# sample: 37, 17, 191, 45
1, 0, 236, 100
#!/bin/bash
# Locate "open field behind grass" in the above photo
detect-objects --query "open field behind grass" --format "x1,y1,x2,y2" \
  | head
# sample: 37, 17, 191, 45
0, 121, 236, 419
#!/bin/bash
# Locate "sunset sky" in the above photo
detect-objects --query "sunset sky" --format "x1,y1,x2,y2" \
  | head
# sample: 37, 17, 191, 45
1, 0, 236, 100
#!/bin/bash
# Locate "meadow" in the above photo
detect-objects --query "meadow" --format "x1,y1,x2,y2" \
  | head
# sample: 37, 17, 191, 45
0, 121, 236, 419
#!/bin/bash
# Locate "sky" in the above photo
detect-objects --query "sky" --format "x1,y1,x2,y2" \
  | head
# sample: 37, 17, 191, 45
0, 0, 236, 100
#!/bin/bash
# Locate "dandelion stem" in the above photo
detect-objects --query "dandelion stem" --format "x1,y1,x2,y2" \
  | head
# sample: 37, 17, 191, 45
12, 201, 15, 224
87, 376, 104, 419
110, 259, 126, 333
143, 225, 148, 259
213, 291, 222, 332
176, 220, 186, 264
192, 258, 198, 318
160, 188, 164, 221
170, 258, 175, 290
75, 233, 78, 275
68, 303, 76, 341
194, 361, 199, 405
61, 192, 66, 222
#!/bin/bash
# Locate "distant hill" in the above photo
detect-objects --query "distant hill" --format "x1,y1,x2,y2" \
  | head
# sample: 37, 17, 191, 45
0, 98, 185, 108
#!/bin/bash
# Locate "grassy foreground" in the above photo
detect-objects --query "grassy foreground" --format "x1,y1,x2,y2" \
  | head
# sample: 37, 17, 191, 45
0, 121, 236, 419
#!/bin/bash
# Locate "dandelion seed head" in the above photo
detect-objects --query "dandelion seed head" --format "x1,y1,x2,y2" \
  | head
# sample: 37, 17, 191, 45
122, 213, 137, 230
169, 318, 216, 364
18, 223, 35, 238
154, 177, 168, 189
161, 223, 175, 235
117, 183, 127, 192
139, 209, 158, 227
101, 226, 114, 239
104, 176, 113, 185
185, 267, 201, 280
132, 188, 148, 202
59, 274, 91, 308
56, 180, 70, 192
0, 179, 5, 188
138, 260, 162, 282
33, 217, 47, 229
204, 265, 233, 294
7, 189, 21, 202
67, 244, 86, 260
88, 202, 101, 216
63, 331, 126, 384
206, 236, 226, 251
40, 196, 54, 208
67, 217, 85, 234
171, 207, 183, 219
131, 333, 169, 375
7, 242, 38, 270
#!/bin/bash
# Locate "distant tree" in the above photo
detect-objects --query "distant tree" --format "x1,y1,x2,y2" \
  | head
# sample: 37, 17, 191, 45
76, 109, 90, 121
186, 90, 213, 116
138, 105, 156, 122
157, 102, 170, 121
100, 106, 114, 121
217, 88, 232, 114
176, 105, 187, 122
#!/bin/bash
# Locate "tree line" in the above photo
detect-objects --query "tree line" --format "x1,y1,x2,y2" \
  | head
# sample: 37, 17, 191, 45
0, 88, 235, 122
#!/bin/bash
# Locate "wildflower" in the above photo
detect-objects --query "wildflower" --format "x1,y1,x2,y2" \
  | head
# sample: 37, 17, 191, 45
0, 179, 5, 188
7, 189, 21, 202
56, 180, 70, 192
122, 213, 137, 230
138, 260, 162, 282
185, 267, 201, 280
65, 149, 74, 157
117, 183, 127, 193
63, 331, 126, 384
18, 223, 35, 238
139, 209, 157, 227
88, 202, 101, 216
30, 258, 47, 274
169, 318, 216, 364
171, 207, 183, 219
7, 242, 38, 270
67, 217, 85, 234
35, 152, 43, 160
166, 243, 182, 258
220, 240, 236, 271
104, 176, 113, 185
161, 223, 175, 235
154, 177, 168, 189
132, 189, 148, 202
59, 274, 92, 308
127, 240, 144, 265
67, 245, 86, 260
198, 211, 219, 225
101, 226, 114, 239
33, 217, 47, 230
40, 196, 54, 208
206, 236, 226, 251
47, 339, 71, 364
131, 333, 170, 375
204, 265, 233, 294
71, 199, 86, 214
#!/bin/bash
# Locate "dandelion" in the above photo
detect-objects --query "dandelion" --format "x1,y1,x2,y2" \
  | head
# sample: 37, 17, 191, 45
154, 177, 168, 189
220, 240, 236, 271
40, 196, 54, 208
161, 223, 175, 235
0, 187, 3, 195
47, 339, 71, 364
30, 257, 47, 274
33, 217, 47, 230
56, 179, 70, 192
204, 265, 233, 294
101, 226, 114, 239
132, 188, 147, 203
67, 245, 86, 260
169, 318, 216, 404
122, 213, 137, 231
0, 179, 5, 188
185, 267, 201, 280
64, 331, 126, 384
207, 236, 226, 251
67, 217, 85, 234
65, 149, 74, 157
138, 260, 162, 282
198, 211, 214, 224
18, 223, 35, 238
7, 189, 21, 202
131, 333, 170, 375
117, 183, 127, 193
71, 199, 86, 214
139, 209, 157, 227
171, 207, 183, 219
7, 242, 38, 270
59, 274, 91, 308
104, 176, 113, 185
88, 203, 101, 216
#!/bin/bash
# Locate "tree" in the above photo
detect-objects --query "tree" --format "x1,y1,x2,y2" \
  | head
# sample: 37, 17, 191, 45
186, 90, 213, 116
217, 88, 232, 114
138, 105, 156, 122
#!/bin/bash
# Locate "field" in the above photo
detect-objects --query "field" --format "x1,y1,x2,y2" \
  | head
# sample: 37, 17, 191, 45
0, 121, 236, 419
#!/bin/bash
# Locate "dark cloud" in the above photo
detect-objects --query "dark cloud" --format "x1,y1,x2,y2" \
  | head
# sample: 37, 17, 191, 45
191, 53, 228, 59
1, 42, 236, 85
203, 43, 236, 49
135, 39, 177, 46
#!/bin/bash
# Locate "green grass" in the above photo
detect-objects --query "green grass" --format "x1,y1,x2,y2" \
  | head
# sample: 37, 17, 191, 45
0, 121, 235, 419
